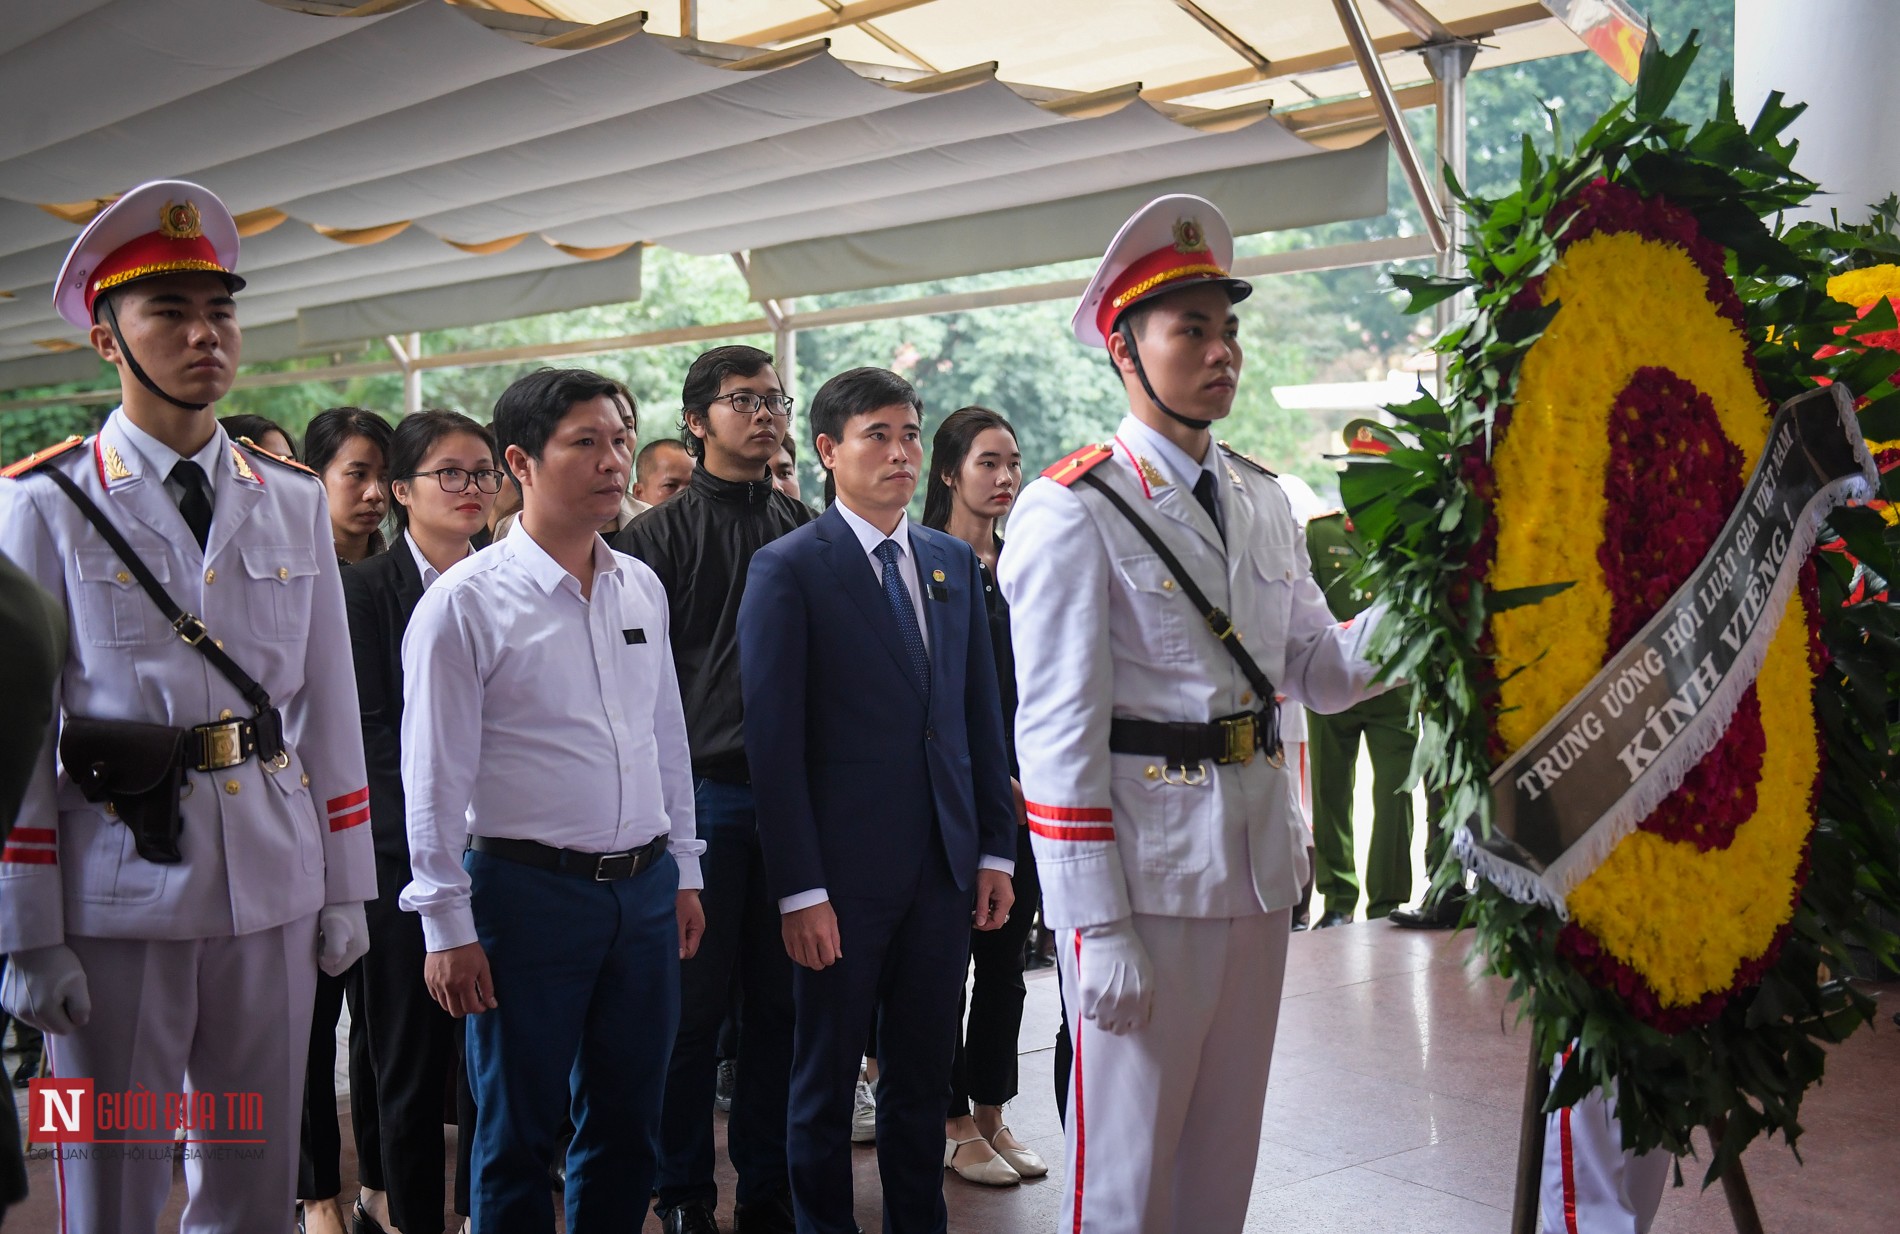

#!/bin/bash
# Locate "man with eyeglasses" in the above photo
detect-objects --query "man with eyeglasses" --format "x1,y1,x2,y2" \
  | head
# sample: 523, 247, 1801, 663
614, 345, 812, 1234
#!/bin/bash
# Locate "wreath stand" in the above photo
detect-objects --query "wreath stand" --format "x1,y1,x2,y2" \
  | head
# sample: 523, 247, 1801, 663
1506, 1042, 1765, 1234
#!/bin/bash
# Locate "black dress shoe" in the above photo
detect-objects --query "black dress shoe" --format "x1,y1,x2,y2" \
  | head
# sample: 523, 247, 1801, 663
1312, 910, 1353, 929
660, 1202, 720, 1234
352, 1199, 389, 1234
1290, 915, 1310, 932
733, 1192, 797, 1234
1388, 894, 1466, 930
716, 1057, 738, 1113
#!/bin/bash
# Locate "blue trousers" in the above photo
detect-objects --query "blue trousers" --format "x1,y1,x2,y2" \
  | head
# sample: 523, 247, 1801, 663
656, 779, 794, 1212
464, 846, 681, 1234
789, 853, 971, 1234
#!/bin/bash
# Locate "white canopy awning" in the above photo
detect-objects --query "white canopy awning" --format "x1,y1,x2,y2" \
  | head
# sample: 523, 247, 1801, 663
0, 0, 1602, 394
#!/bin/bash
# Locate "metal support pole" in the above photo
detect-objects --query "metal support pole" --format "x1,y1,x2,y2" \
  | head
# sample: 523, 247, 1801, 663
1329, 0, 1448, 253
1509, 1040, 1550, 1234
775, 298, 797, 398
679, 0, 698, 40
384, 333, 422, 416
1422, 39, 1477, 398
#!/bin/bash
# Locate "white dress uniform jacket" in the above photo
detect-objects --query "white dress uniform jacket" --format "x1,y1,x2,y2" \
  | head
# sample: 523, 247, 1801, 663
0, 410, 376, 950
999, 415, 1385, 930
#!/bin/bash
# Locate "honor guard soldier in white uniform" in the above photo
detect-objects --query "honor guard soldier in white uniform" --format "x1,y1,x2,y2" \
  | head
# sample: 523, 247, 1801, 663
999, 195, 1391, 1234
0, 181, 375, 1233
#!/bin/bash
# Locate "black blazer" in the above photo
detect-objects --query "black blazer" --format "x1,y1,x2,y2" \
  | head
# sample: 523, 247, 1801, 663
341, 543, 427, 864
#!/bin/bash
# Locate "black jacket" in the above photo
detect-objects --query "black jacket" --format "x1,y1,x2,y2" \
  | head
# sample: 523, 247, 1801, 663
342, 542, 428, 863
613, 464, 813, 783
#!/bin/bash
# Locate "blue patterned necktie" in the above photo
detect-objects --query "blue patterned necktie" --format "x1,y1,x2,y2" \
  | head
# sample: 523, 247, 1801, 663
875, 538, 930, 694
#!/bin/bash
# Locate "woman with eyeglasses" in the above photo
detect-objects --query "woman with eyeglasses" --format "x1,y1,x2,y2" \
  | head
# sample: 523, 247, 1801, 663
336, 410, 502, 1234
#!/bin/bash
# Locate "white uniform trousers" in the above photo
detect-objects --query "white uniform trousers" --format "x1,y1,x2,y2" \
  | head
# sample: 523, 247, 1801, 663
1055, 909, 1291, 1234
1540, 1053, 1670, 1234
44, 915, 320, 1234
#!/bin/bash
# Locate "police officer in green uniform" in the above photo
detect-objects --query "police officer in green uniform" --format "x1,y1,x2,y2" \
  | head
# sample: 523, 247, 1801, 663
1306, 420, 1416, 925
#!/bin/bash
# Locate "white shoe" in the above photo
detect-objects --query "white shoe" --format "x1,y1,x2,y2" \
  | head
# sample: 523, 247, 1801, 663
988, 1126, 1049, 1179
944, 1135, 1021, 1186
850, 1079, 877, 1143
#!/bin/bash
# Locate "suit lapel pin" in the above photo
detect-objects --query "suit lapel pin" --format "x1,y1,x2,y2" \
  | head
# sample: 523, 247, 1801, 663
932, 569, 945, 583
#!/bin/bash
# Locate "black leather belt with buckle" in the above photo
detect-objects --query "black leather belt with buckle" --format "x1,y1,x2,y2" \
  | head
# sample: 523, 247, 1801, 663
470, 833, 670, 881
188, 711, 285, 773
1108, 709, 1282, 770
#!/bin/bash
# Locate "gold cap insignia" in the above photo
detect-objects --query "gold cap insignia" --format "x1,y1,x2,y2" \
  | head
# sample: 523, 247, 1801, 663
159, 200, 203, 240
1172, 217, 1208, 254
932, 569, 946, 583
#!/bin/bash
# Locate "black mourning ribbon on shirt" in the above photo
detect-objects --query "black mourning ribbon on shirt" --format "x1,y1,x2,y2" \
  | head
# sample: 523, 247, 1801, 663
170, 460, 214, 550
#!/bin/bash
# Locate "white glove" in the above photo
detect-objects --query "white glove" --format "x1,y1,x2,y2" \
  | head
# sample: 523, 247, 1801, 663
1076, 919, 1154, 1035
1, 944, 92, 1036
317, 902, 370, 977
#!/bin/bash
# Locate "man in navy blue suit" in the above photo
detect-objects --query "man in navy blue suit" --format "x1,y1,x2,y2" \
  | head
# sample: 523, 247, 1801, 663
739, 367, 1017, 1234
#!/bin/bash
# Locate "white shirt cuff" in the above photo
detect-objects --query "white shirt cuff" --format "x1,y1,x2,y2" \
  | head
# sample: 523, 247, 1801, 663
419, 906, 478, 953
778, 888, 829, 914
978, 855, 1016, 877
674, 853, 704, 891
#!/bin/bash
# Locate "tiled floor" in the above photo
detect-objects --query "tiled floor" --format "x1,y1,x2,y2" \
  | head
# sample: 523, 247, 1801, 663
11, 921, 1897, 1231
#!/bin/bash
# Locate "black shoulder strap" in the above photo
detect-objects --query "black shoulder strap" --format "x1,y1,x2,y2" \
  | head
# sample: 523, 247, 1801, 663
39, 465, 274, 715
1077, 470, 1278, 704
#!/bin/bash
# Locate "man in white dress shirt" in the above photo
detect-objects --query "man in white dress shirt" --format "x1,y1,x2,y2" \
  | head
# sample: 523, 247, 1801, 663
400, 367, 706, 1234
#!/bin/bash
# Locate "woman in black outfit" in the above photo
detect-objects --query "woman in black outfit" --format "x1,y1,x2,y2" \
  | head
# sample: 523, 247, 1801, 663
299, 407, 394, 1234
923, 407, 1048, 1187
341, 409, 500, 1234
218, 412, 297, 461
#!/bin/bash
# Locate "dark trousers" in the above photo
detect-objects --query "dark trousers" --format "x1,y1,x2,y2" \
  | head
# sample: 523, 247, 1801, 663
465, 846, 681, 1234
298, 962, 374, 1200
790, 853, 971, 1234
656, 779, 794, 1213
355, 850, 459, 1234
948, 825, 1039, 1114
1311, 693, 1418, 919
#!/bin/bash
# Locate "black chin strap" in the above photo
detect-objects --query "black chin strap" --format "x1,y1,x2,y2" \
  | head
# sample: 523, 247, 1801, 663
1118, 321, 1211, 432
99, 295, 208, 412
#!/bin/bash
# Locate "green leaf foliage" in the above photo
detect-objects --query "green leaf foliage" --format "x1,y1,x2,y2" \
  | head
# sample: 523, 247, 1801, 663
1353, 29, 1900, 1181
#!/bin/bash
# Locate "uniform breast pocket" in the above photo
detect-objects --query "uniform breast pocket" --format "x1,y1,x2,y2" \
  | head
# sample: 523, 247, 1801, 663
74, 548, 169, 647
1244, 543, 1299, 681
242, 546, 318, 642
1113, 553, 1191, 662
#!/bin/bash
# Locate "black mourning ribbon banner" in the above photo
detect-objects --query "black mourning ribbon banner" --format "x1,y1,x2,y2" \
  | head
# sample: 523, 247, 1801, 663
1456, 383, 1878, 914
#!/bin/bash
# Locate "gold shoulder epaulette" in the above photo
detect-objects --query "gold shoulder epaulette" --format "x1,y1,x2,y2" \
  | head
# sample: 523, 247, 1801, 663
1, 435, 85, 479
234, 436, 318, 478
1042, 442, 1113, 488
1217, 441, 1275, 477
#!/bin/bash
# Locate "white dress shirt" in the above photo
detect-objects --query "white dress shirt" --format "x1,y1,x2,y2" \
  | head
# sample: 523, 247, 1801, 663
399, 529, 704, 951
778, 499, 1012, 916
116, 412, 226, 511
403, 529, 448, 590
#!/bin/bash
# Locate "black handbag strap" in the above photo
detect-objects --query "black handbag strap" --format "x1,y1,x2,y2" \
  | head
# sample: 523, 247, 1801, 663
1078, 469, 1279, 706
40, 464, 274, 716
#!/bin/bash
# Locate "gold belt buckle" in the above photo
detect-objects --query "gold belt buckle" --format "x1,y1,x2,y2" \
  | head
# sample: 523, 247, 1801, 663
201, 721, 244, 771
1221, 714, 1256, 766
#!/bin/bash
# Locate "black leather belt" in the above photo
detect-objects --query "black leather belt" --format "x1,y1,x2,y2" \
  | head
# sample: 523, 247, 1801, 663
1109, 709, 1283, 770
470, 833, 669, 881
189, 713, 285, 772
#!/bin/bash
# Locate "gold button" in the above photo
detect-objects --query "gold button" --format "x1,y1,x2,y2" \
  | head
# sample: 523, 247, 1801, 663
219, 709, 233, 721
1240, 692, 1253, 705
115, 570, 130, 584
214, 639, 223, 649
204, 568, 216, 584
1161, 579, 1175, 591
1144, 765, 1160, 780
224, 779, 240, 796
277, 566, 289, 581
300, 773, 311, 788
104, 801, 117, 817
